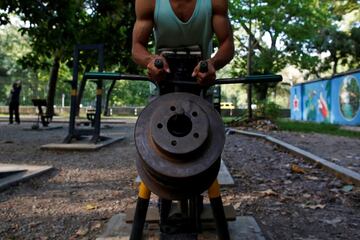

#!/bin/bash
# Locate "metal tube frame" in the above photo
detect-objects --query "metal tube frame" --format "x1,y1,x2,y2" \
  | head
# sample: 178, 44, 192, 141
63, 44, 105, 144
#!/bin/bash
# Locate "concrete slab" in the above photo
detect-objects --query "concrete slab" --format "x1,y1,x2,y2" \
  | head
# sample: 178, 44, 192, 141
97, 213, 265, 240
218, 159, 235, 186
0, 163, 53, 191
125, 205, 236, 223
23, 126, 63, 131
40, 136, 125, 151
340, 126, 360, 132
135, 159, 234, 186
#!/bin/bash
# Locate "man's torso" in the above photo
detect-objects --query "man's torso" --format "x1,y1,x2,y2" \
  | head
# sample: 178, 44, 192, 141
153, 0, 213, 59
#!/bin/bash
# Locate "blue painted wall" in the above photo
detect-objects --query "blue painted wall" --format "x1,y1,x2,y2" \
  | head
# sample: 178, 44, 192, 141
290, 70, 360, 126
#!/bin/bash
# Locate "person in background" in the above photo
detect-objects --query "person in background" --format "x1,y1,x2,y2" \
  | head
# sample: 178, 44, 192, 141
8, 81, 22, 124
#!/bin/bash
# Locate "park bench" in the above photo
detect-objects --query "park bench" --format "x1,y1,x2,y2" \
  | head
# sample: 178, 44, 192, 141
32, 99, 52, 127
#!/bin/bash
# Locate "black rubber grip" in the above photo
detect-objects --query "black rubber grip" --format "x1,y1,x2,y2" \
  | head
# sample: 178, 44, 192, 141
199, 61, 208, 73
154, 59, 164, 69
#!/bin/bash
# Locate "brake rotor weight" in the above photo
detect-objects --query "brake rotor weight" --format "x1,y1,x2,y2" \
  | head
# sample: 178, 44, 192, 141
135, 92, 225, 200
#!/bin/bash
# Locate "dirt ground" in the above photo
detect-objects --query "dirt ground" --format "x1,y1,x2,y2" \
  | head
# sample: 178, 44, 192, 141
0, 121, 359, 240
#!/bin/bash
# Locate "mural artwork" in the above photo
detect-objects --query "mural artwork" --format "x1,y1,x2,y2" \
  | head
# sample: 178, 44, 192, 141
339, 76, 360, 120
290, 69, 360, 125
303, 81, 331, 123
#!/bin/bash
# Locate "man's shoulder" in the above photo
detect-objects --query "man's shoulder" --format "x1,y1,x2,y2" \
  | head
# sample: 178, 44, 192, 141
211, 0, 228, 13
136, 0, 156, 17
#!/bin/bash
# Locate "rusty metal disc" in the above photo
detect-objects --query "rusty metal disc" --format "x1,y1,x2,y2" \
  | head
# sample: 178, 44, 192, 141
135, 92, 225, 200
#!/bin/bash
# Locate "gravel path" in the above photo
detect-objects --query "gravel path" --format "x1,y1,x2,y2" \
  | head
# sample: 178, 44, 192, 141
0, 122, 359, 239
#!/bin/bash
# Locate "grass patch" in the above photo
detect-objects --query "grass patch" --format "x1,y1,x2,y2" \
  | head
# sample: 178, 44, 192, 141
275, 119, 360, 138
222, 116, 238, 124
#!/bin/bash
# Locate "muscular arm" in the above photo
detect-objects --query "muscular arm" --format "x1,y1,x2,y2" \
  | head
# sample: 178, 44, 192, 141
132, 0, 169, 81
131, 0, 155, 67
192, 0, 234, 85
210, 0, 234, 70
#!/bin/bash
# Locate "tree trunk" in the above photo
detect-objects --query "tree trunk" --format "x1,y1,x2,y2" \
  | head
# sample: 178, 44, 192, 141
46, 56, 60, 116
104, 80, 116, 116
253, 83, 269, 102
332, 57, 338, 76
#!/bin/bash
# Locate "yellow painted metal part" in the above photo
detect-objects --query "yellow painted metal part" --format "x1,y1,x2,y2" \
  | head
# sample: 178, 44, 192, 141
208, 179, 221, 199
138, 181, 151, 199
71, 89, 77, 96
96, 89, 103, 95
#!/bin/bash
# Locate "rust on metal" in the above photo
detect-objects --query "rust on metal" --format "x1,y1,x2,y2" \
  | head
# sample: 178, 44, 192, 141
135, 92, 225, 200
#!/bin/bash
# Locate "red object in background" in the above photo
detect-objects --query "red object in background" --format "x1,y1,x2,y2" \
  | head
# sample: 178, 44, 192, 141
319, 95, 329, 118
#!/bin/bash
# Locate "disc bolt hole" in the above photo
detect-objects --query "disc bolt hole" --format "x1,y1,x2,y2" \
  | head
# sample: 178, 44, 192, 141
193, 133, 199, 138
157, 123, 163, 129
171, 140, 177, 146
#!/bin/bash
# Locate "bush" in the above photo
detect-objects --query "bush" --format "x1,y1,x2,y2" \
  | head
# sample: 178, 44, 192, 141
254, 100, 281, 120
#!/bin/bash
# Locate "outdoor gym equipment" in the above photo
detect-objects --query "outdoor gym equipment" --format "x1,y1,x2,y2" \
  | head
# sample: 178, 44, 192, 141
31, 99, 53, 128
82, 47, 282, 239
63, 44, 104, 143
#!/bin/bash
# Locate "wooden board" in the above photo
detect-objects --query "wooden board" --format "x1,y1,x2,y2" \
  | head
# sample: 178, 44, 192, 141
97, 214, 265, 240
125, 204, 236, 224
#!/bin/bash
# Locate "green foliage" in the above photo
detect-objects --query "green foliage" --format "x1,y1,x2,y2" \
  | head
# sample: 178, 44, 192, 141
226, 0, 358, 102
254, 100, 281, 120
0, 1, 144, 108
275, 119, 360, 139
312, 25, 360, 75
111, 81, 152, 106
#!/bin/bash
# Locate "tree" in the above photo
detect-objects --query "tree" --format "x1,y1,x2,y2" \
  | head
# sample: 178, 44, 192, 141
1, 0, 86, 115
0, 0, 138, 115
0, 24, 39, 105
229, 0, 334, 100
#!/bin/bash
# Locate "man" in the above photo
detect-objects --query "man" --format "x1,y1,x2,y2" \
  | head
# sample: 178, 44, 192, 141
132, 0, 234, 86
8, 81, 22, 124
131, 0, 234, 235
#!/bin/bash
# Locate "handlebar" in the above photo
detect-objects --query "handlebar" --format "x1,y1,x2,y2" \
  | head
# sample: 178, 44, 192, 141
199, 61, 208, 73
83, 72, 282, 85
154, 59, 164, 69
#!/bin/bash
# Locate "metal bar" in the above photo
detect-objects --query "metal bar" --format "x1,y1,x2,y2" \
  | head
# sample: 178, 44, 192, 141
84, 72, 151, 81
215, 74, 282, 84
83, 72, 282, 85
130, 197, 149, 240
64, 46, 80, 143
91, 45, 104, 144
210, 197, 230, 240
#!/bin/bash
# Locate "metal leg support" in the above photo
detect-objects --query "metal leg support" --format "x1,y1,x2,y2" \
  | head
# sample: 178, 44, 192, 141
130, 182, 151, 240
208, 180, 230, 240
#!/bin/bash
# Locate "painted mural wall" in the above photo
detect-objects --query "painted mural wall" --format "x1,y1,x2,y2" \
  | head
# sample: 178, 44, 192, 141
290, 70, 360, 126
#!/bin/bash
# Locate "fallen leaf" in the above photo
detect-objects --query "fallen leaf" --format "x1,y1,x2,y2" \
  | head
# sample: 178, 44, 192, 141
284, 180, 293, 185
291, 164, 306, 174
305, 176, 319, 181
85, 203, 97, 210
303, 193, 311, 198
322, 217, 342, 226
301, 204, 326, 209
75, 226, 89, 236
90, 221, 102, 231
233, 202, 241, 210
258, 189, 278, 197
341, 185, 353, 192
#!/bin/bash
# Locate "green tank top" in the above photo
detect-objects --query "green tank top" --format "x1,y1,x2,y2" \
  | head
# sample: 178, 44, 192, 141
154, 0, 213, 59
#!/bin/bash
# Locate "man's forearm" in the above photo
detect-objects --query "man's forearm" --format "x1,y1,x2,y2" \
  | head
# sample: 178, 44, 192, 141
209, 37, 234, 70
132, 43, 154, 68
